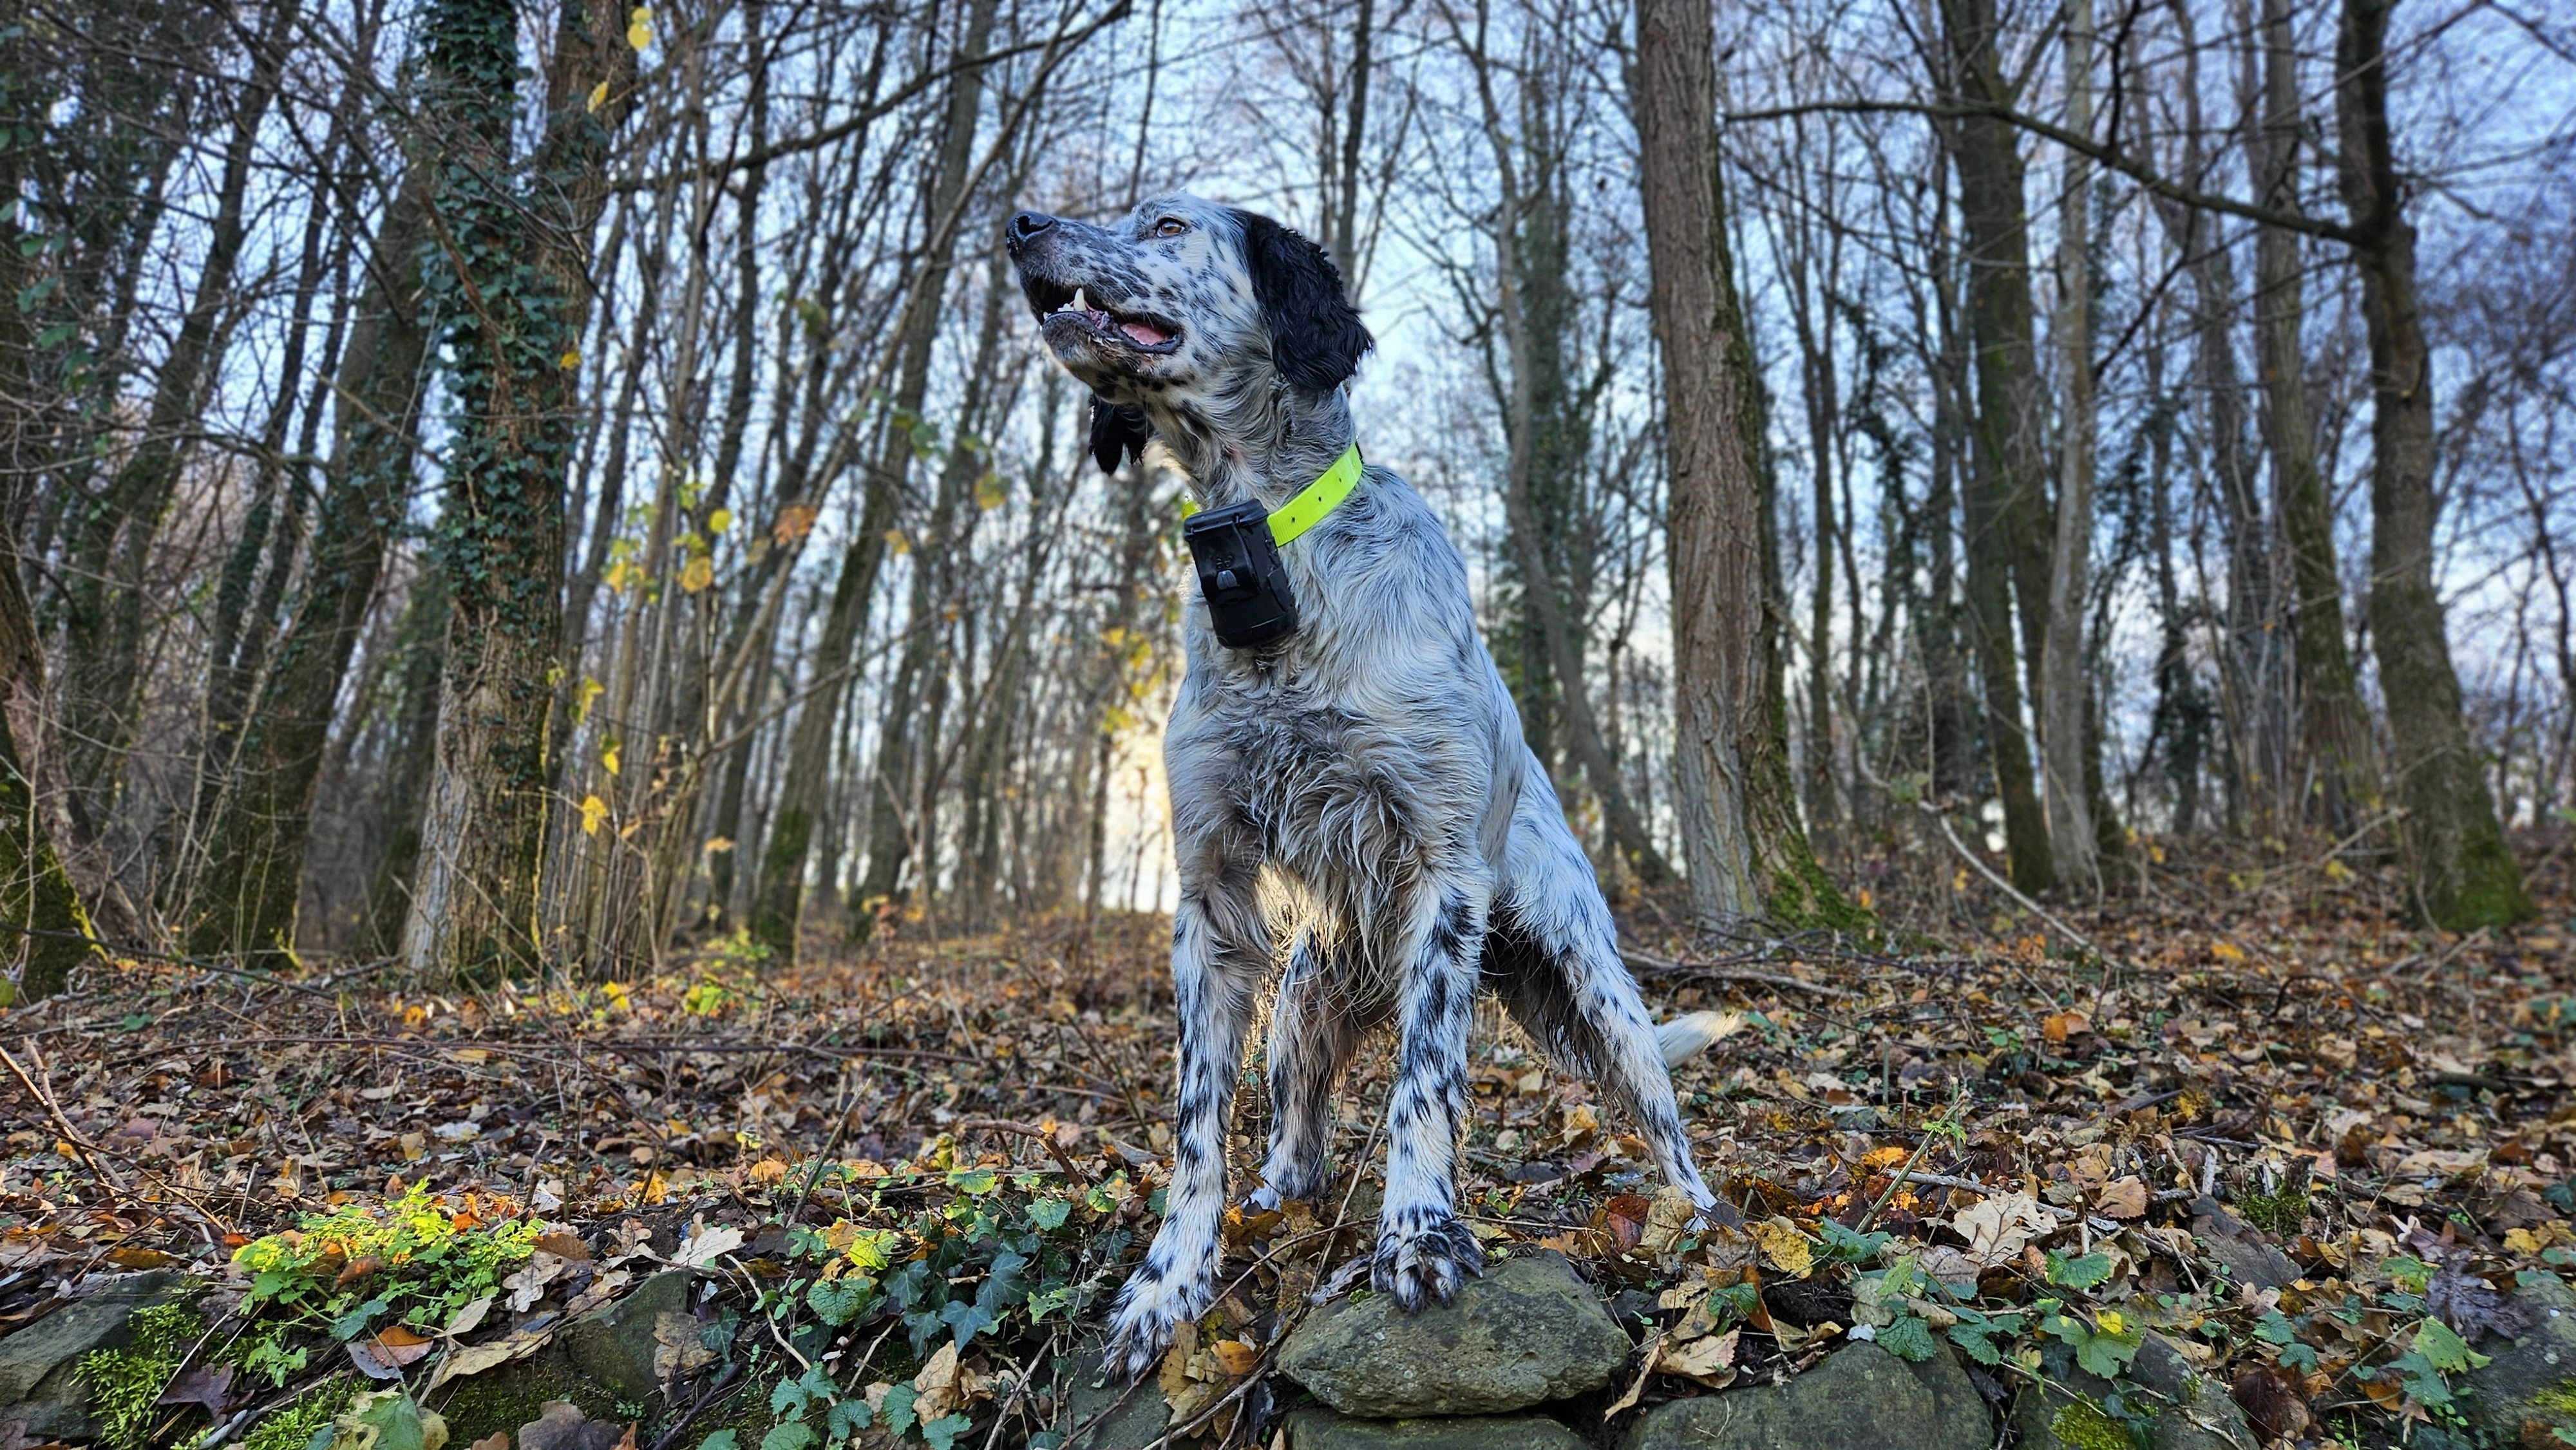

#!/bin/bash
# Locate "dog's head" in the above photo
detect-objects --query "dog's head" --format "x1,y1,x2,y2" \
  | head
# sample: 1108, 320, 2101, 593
1004, 194, 1372, 473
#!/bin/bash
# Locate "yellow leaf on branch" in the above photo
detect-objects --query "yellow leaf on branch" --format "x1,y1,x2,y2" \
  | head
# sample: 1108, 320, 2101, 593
580, 795, 608, 836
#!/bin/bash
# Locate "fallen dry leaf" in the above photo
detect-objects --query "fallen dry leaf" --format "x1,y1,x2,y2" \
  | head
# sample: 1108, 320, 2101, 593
2094, 1177, 2149, 1219
1952, 1192, 2057, 1266
154, 1365, 234, 1417
913, 1341, 963, 1421
668, 1221, 743, 1268
1751, 1218, 1814, 1278
1662, 1327, 1740, 1387
651, 1312, 715, 1386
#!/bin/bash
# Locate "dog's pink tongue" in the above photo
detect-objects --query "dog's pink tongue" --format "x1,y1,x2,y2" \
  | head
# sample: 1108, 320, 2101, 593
1120, 319, 1172, 346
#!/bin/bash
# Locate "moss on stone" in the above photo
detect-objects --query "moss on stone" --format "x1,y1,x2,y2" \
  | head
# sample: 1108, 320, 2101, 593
2529, 1379, 2576, 1417
428, 1354, 627, 1446
77, 1303, 202, 1450
2237, 1186, 2311, 1236
2047, 1397, 2134, 1450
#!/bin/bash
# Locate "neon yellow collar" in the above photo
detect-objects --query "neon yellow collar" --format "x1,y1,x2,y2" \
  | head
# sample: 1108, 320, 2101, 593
1180, 443, 1364, 543
1264, 442, 1364, 545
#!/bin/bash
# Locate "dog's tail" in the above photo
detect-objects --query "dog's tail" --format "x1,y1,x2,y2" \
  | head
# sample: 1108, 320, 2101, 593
1655, 1010, 1745, 1068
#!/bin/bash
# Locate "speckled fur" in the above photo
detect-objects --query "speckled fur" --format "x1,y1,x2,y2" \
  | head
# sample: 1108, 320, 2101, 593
1006, 196, 1725, 1377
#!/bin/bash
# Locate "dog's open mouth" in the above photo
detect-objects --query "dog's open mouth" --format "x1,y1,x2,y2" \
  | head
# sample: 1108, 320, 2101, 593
1022, 277, 1180, 352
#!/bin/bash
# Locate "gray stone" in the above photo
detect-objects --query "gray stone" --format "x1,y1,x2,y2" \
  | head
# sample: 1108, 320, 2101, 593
2010, 1332, 2252, 1450
2461, 1271, 2576, 1444
554, 1269, 692, 1402
1280, 1252, 1629, 1417
0, 1272, 196, 1440
1283, 1408, 1588, 1449
1050, 1348, 1205, 1450
1619, 1342, 1990, 1450
2190, 1197, 2298, 1292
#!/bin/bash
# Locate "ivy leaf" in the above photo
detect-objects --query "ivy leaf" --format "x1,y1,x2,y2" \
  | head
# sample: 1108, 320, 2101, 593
918, 1415, 973, 1450
2414, 1317, 2488, 1375
2254, 1309, 2299, 1346
757, 1423, 815, 1450
1027, 1198, 1072, 1232
1947, 1319, 2005, 1365
696, 1433, 738, 1450
2074, 1322, 2142, 1379
824, 1400, 871, 1440
940, 1297, 998, 1350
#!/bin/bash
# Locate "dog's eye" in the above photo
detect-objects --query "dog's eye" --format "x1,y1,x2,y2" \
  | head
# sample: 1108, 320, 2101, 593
1153, 216, 1188, 238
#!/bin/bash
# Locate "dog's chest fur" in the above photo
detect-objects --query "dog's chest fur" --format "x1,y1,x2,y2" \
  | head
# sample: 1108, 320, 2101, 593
1166, 478, 1524, 920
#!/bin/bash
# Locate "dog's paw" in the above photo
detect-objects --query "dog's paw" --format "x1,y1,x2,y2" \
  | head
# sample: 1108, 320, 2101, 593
1101, 1268, 1207, 1379
1370, 1210, 1484, 1310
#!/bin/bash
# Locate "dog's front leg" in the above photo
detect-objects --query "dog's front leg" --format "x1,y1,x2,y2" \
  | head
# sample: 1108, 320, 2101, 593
1101, 865, 1264, 1377
1371, 869, 1489, 1310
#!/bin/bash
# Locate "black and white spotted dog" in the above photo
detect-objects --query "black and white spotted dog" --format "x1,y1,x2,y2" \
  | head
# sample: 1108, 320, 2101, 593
1005, 195, 1736, 1375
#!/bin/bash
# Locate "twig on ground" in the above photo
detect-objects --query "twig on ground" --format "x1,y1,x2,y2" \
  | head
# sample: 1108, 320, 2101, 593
953, 1117, 1096, 1185
0, 1039, 128, 1191
1923, 807, 2124, 967
1619, 949, 1853, 999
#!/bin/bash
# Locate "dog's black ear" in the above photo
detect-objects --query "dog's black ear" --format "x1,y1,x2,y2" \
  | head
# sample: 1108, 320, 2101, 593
1233, 211, 1374, 393
1088, 396, 1154, 474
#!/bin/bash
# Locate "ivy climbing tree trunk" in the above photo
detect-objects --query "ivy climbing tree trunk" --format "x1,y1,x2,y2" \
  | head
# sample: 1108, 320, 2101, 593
2334, 0, 2531, 929
1633, 0, 1857, 929
184, 165, 433, 959
401, 0, 636, 980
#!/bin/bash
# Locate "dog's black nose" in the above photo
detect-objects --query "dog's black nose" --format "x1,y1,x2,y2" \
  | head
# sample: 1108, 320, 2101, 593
1005, 211, 1056, 253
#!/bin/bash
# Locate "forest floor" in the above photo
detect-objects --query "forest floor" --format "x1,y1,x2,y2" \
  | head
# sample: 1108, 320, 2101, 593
3, 831, 2573, 1449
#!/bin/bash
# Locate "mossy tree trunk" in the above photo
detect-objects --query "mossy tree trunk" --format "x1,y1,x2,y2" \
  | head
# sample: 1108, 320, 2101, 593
0, 17, 123, 987
2334, 0, 2532, 930
1634, 0, 1861, 930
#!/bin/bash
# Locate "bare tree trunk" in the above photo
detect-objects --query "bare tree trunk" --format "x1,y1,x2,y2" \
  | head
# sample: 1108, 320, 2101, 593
2334, 0, 2531, 928
365, 570, 448, 956
401, 0, 636, 979
750, 0, 998, 963
1938, 0, 2053, 892
1456, 16, 1673, 883
2041, 0, 2099, 890
185, 166, 433, 959
59, 0, 296, 804
2249, 0, 2378, 834
856, 259, 1014, 921
1634, 0, 1854, 927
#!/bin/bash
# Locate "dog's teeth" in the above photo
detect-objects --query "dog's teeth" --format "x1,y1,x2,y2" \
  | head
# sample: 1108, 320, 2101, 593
1072, 287, 1090, 313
